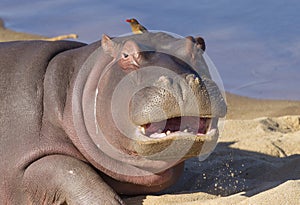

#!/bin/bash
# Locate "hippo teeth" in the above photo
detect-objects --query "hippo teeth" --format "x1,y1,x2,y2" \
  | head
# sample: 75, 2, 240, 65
138, 116, 211, 139
140, 126, 146, 135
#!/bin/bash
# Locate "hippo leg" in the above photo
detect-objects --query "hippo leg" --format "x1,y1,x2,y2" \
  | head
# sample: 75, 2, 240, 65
22, 155, 124, 205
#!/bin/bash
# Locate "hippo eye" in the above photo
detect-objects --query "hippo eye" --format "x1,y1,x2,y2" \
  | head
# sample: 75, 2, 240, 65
122, 53, 129, 59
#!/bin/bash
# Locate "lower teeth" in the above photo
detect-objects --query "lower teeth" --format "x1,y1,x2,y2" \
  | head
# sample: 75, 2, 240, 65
139, 126, 208, 138
149, 132, 167, 138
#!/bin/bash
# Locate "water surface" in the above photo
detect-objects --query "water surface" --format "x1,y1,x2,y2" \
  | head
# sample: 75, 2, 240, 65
1, 0, 299, 100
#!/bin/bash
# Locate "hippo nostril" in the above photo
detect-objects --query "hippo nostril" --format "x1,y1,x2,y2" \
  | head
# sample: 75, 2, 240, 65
157, 76, 173, 86
185, 74, 196, 81
184, 74, 201, 87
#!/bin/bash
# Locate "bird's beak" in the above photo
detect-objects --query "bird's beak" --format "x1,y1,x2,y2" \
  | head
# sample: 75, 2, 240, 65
126, 19, 131, 23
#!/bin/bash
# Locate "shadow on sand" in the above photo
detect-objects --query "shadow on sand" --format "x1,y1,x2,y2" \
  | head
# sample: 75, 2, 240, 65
164, 142, 299, 196
123, 142, 300, 204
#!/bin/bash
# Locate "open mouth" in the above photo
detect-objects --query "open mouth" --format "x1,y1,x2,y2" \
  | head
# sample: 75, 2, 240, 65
137, 116, 212, 139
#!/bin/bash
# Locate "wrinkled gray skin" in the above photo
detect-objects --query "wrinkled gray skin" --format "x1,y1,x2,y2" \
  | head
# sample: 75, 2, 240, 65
0, 32, 226, 204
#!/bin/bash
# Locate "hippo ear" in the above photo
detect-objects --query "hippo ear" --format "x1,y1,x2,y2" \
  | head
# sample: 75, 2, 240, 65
118, 40, 142, 70
184, 36, 206, 53
170, 37, 195, 59
102, 34, 117, 56
195, 36, 206, 51
170, 36, 206, 61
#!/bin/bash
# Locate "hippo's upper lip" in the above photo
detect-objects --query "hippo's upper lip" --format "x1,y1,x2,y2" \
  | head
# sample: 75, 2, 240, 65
137, 116, 212, 139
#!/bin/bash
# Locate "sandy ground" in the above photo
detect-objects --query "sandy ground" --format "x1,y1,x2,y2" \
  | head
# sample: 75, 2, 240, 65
0, 19, 77, 41
1, 21, 299, 204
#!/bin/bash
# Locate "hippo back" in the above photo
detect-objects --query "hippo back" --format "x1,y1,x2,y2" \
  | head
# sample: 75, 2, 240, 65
0, 40, 84, 202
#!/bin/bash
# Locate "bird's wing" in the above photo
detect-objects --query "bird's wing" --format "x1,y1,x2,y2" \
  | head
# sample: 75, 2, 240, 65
139, 25, 148, 33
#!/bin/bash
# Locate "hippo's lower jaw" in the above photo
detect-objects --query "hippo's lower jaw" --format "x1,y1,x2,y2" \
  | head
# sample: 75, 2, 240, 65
133, 116, 219, 160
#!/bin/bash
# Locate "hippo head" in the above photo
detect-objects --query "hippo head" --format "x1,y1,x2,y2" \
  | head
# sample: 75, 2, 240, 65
71, 32, 226, 194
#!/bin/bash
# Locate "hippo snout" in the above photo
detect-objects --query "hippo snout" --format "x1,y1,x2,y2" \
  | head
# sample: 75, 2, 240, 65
129, 73, 226, 126
128, 73, 225, 160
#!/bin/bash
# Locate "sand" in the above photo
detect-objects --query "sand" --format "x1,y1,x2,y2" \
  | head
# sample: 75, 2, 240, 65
1, 21, 299, 204
0, 18, 77, 42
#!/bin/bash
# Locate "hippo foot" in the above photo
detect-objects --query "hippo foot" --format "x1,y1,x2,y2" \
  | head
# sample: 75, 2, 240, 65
22, 155, 124, 205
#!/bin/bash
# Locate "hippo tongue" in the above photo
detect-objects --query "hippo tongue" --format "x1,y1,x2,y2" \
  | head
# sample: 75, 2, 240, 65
143, 116, 210, 137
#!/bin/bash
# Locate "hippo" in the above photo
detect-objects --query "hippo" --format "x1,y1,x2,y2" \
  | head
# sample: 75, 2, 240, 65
0, 32, 226, 204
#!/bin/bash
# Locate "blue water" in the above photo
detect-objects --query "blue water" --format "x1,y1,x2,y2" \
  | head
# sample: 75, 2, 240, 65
1, 0, 299, 100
